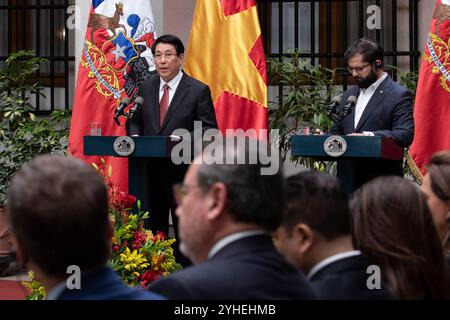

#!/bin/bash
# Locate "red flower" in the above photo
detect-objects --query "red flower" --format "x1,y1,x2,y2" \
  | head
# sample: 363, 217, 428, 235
140, 270, 162, 288
120, 192, 137, 209
132, 231, 147, 250
111, 192, 137, 210
152, 231, 166, 242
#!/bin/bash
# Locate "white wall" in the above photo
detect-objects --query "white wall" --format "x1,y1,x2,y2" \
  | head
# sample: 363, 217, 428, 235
163, 0, 196, 49
419, 0, 435, 57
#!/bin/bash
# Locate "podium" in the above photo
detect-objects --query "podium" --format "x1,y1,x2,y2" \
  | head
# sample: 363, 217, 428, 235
84, 136, 176, 213
290, 135, 404, 195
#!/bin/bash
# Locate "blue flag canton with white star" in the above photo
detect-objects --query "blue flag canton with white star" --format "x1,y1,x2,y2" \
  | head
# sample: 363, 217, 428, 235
112, 33, 137, 63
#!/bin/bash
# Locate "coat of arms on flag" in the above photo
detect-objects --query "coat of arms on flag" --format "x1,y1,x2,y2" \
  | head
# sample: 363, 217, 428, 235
69, 0, 158, 193
425, 1, 450, 93
409, 0, 450, 177
84, 1, 157, 98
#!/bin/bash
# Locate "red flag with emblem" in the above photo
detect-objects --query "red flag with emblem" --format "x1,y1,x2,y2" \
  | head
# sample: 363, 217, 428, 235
409, 0, 450, 177
185, 0, 268, 135
69, 0, 157, 192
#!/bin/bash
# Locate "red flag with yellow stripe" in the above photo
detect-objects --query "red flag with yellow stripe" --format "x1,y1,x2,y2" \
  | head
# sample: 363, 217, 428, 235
185, 0, 268, 133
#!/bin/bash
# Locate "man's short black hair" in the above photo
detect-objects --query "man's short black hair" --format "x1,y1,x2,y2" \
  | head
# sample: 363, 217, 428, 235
151, 34, 185, 55
283, 171, 350, 240
344, 38, 384, 64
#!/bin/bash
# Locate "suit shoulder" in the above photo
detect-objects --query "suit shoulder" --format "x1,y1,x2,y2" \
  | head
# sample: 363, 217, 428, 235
182, 73, 210, 90
377, 76, 408, 96
389, 79, 410, 95
139, 74, 159, 89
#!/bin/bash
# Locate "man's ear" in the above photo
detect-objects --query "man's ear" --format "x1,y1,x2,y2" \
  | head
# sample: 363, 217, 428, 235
206, 182, 227, 221
293, 223, 315, 255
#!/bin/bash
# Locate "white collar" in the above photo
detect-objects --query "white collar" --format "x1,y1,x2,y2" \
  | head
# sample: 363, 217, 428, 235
307, 250, 362, 280
207, 230, 269, 260
159, 69, 183, 91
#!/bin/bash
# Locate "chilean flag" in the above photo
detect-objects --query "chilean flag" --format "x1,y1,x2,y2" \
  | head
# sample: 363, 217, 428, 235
409, 0, 450, 178
69, 0, 157, 193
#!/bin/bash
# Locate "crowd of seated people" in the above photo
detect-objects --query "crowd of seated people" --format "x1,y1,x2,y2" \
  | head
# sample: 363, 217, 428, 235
4, 146, 450, 300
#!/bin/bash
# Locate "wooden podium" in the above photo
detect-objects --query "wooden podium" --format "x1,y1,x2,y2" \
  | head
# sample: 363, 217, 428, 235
84, 136, 177, 213
290, 135, 404, 195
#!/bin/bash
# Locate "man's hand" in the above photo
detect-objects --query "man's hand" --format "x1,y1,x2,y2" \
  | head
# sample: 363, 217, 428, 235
347, 133, 365, 136
315, 128, 325, 135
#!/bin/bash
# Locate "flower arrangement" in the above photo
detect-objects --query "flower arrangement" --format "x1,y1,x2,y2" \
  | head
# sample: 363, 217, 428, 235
22, 158, 181, 299
97, 159, 182, 287
22, 271, 46, 300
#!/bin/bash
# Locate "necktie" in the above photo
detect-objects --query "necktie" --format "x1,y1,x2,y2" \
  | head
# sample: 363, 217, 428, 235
159, 84, 169, 126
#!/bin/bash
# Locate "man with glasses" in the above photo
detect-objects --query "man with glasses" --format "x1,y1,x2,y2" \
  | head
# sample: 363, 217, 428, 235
127, 34, 218, 265
148, 139, 315, 299
330, 38, 414, 192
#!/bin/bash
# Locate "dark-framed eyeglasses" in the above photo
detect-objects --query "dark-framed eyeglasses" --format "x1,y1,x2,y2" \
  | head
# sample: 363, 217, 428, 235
153, 52, 179, 61
173, 183, 201, 205
347, 63, 371, 74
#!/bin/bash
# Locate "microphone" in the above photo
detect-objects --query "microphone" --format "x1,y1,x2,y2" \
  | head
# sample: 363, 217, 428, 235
114, 97, 131, 125
340, 95, 357, 118
127, 96, 144, 119
114, 97, 131, 118
327, 94, 342, 117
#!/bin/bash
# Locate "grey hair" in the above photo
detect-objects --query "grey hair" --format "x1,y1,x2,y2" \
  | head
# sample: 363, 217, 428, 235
196, 138, 285, 231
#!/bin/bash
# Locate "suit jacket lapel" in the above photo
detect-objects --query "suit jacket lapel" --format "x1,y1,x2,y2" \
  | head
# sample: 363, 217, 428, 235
355, 76, 391, 132
159, 74, 190, 132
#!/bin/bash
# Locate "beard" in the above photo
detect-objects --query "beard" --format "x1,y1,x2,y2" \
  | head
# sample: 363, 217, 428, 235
354, 71, 378, 89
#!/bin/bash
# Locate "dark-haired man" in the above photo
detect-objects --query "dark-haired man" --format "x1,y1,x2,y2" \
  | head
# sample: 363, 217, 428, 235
330, 38, 414, 192
127, 34, 218, 262
273, 171, 392, 299
148, 140, 314, 299
6, 155, 163, 300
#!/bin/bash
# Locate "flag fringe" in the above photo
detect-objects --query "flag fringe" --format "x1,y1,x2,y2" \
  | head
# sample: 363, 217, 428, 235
406, 150, 423, 184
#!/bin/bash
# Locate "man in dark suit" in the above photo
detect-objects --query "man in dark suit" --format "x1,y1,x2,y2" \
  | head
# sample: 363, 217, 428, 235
127, 34, 218, 254
330, 38, 414, 191
6, 155, 163, 300
148, 139, 315, 299
273, 171, 392, 299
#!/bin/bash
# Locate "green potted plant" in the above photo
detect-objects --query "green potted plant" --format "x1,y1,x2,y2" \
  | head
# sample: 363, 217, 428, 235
267, 49, 341, 171
0, 50, 70, 273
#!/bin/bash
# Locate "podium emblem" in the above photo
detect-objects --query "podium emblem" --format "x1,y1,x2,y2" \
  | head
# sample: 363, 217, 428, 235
323, 135, 347, 157
114, 136, 135, 156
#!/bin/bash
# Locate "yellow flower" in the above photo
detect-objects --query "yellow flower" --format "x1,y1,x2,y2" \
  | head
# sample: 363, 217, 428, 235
119, 247, 150, 273
38, 286, 47, 298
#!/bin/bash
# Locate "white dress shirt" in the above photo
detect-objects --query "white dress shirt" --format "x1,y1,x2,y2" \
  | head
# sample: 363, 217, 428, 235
354, 72, 388, 133
159, 69, 183, 107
